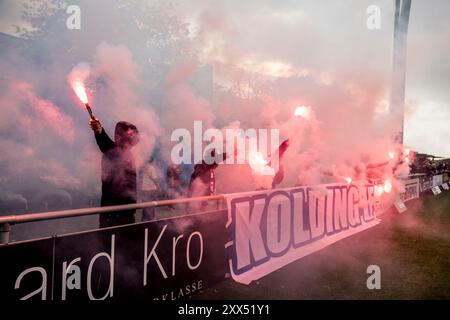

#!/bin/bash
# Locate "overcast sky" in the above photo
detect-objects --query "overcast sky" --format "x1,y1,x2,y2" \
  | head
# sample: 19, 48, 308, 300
1, 0, 449, 157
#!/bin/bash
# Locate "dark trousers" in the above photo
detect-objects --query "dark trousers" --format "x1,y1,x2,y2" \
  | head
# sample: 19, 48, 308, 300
99, 210, 136, 229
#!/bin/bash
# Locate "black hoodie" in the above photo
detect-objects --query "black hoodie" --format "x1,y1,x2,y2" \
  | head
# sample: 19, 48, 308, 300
94, 121, 140, 228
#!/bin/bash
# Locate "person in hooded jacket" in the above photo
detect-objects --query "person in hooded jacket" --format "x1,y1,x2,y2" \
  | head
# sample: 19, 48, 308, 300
90, 118, 140, 228
186, 150, 227, 212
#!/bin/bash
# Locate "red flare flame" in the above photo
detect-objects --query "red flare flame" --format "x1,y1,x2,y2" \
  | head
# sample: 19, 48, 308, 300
375, 185, 384, 197
294, 106, 311, 119
383, 180, 392, 193
249, 151, 274, 176
72, 81, 89, 104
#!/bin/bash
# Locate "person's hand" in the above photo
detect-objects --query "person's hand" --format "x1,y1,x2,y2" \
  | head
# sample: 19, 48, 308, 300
89, 118, 102, 134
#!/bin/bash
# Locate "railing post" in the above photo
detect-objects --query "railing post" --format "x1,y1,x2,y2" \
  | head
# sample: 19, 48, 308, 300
0, 223, 11, 245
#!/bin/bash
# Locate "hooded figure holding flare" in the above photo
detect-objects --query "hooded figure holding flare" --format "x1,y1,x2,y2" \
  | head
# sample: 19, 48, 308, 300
90, 118, 140, 228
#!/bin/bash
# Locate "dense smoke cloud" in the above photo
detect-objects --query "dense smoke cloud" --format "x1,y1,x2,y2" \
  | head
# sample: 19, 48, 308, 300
3, 0, 448, 214
172, 0, 407, 191
69, 42, 161, 168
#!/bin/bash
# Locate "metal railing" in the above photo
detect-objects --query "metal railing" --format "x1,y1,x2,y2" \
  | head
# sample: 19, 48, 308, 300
0, 194, 226, 245
2, 172, 442, 244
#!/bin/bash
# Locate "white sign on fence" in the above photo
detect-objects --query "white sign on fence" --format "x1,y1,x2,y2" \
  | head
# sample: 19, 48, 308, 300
431, 186, 442, 195
394, 199, 407, 214
433, 175, 443, 187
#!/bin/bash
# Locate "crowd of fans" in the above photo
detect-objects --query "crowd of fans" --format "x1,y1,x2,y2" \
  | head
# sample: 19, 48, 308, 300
410, 154, 450, 175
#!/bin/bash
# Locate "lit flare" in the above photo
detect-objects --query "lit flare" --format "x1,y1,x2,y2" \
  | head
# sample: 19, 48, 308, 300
71, 80, 94, 119
294, 106, 311, 119
249, 151, 275, 176
383, 180, 392, 193
72, 81, 89, 104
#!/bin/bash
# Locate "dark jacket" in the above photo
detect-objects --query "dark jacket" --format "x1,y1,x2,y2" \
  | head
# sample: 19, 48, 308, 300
188, 152, 227, 197
189, 162, 218, 197
95, 121, 139, 227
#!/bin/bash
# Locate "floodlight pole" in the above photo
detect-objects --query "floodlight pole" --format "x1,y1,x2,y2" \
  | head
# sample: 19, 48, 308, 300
390, 0, 412, 144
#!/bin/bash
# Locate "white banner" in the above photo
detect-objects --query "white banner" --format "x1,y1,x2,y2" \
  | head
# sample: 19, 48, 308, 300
420, 178, 433, 192
394, 199, 407, 213
399, 178, 420, 202
433, 175, 443, 187
225, 183, 380, 284
431, 186, 442, 195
